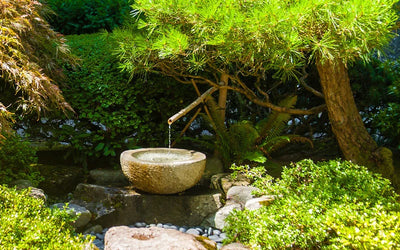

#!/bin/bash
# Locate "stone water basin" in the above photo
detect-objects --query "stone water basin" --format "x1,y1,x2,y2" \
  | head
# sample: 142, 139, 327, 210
120, 148, 206, 194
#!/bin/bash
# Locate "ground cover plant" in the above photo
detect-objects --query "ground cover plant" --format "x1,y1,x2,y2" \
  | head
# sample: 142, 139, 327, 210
225, 159, 400, 249
0, 185, 93, 248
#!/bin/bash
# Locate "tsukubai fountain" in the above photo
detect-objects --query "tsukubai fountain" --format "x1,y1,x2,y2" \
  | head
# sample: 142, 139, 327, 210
120, 148, 206, 194
120, 87, 217, 194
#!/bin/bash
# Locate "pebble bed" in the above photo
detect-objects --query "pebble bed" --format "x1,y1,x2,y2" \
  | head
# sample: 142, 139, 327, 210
89, 222, 227, 249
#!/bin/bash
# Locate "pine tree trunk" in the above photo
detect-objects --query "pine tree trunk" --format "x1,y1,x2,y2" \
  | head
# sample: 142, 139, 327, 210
218, 73, 229, 122
316, 59, 394, 178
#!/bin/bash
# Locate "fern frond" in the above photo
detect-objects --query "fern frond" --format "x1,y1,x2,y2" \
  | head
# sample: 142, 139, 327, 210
256, 95, 297, 143
261, 134, 313, 155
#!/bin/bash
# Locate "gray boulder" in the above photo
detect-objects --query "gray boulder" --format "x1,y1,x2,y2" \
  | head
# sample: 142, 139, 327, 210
72, 183, 223, 228
245, 195, 276, 211
52, 203, 92, 228
105, 226, 217, 250
226, 186, 259, 206
214, 203, 242, 230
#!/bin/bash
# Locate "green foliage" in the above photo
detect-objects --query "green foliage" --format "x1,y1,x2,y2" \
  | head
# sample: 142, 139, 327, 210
224, 159, 400, 249
43, 0, 133, 34
371, 64, 400, 150
23, 32, 193, 167
0, 185, 93, 248
0, 132, 42, 186
0, 0, 74, 128
117, 0, 397, 81
200, 96, 312, 168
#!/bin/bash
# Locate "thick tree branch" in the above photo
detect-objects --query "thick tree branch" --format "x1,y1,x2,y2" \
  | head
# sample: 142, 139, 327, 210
299, 67, 324, 98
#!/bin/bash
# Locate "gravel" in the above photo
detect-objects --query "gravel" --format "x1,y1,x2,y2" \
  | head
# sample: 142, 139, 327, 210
88, 222, 227, 249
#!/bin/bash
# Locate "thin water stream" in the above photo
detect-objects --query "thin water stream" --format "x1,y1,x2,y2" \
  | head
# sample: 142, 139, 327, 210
168, 124, 172, 148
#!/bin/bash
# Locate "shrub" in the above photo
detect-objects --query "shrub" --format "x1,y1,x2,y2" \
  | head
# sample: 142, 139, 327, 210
0, 185, 93, 248
0, 132, 42, 186
372, 77, 400, 150
225, 159, 400, 249
43, 0, 133, 34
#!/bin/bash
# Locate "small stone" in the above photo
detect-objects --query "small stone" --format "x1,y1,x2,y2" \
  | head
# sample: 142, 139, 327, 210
208, 235, 223, 243
186, 228, 201, 235
169, 225, 178, 230
156, 223, 163, 228
207, 227, 213, 235
96, 233, 104, 240
213, 229, 222, 236
195, 227, 204, 234
217, 243, 223, 249
179, 227, 187, 233
219, 232, 227, 240
102, 228, 109, 233
149, 224, 156, 227
134, 222, 146, 228
202, 233, 208, 237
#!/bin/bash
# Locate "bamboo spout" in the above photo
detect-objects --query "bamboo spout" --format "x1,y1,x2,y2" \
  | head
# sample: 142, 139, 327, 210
168, 87, 217, 125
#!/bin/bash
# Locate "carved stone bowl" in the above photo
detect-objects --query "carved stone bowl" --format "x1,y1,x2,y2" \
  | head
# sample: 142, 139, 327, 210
120, 148, 206, 194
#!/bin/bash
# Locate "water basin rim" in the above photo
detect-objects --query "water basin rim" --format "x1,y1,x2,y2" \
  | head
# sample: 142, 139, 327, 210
121, 148, 206, 165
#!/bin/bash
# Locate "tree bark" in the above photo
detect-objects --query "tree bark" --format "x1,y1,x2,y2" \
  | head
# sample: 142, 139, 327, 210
218, 73, 229, 122
316, 59, 394, 178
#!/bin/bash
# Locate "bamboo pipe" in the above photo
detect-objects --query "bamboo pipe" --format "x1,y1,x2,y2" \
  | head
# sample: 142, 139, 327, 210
168, 87, 217, 125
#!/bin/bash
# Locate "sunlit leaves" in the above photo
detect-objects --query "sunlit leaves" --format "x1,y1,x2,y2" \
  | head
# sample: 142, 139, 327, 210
0, 0, 75, 128
116, 0, 398, 83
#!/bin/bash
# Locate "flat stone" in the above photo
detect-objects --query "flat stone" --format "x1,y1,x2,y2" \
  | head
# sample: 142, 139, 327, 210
245, 195, 276, 210
226, 186, 259, 206
72, 183, 223, 228
104, 226, 217, 250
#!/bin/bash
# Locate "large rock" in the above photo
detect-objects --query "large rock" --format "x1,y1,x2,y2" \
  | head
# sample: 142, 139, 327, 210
105, 226, 217, 250
89, 169, 129, 187
52, 203, 92, 228
199, 155, 224, 186
226, 186, 259, 206
72, 183, 223, 228
37, 164, 84, 196
245, 195, 276, 211
214, 203, 242, 230
210, 173, 251, 195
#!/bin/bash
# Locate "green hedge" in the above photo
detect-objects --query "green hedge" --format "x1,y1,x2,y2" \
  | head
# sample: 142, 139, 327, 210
0, 132, 42, 186
43, 0, 133, 34
24, 32, 194, 167
225, 159, 400, 249
0, 185, 93, 248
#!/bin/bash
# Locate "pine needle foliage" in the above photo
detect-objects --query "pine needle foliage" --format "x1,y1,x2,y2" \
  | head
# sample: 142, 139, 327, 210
0, 0, 75, 130
117, 0, 397, 80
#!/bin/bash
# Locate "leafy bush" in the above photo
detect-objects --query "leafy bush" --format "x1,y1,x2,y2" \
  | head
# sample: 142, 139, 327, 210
372, 76, 400, 150
22, 33, 194, 167
0, 185, 93, 248
43, 0, 133, 34
225, 159, 400, 249
0, 132, 42, 186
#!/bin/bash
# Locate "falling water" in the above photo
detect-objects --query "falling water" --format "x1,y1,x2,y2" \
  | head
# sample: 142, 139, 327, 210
168, 124, 172, 148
